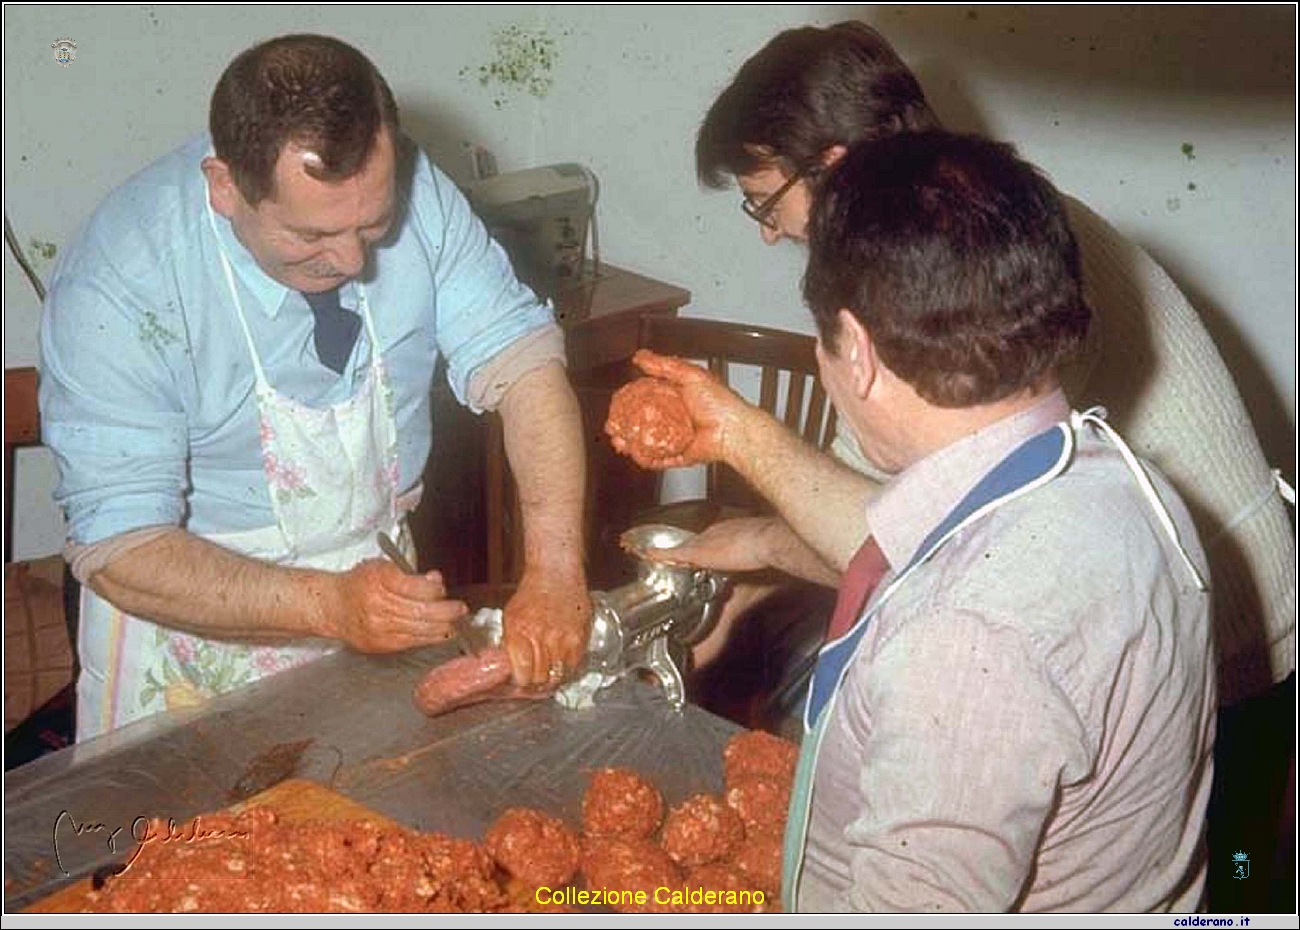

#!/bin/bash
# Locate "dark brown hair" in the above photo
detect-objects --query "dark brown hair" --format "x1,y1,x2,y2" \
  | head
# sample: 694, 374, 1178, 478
696, 21, 940, 186
209, 34, 399, 204
803, 132, 1091, 408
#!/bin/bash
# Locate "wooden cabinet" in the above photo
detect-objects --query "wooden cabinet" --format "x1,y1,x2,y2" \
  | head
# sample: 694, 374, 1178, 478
409, 264, 691, 591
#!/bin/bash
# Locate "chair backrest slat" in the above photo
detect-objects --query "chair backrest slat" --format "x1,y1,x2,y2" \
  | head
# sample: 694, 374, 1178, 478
805, 382, 828, 446
785, 373, 806, 430
759, 366, 780, 416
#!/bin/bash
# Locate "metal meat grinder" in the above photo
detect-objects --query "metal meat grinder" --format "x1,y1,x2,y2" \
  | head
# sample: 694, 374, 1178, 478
460, 524, 730, 711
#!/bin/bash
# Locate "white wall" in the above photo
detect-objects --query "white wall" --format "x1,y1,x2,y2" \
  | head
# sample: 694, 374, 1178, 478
4, 4, 1295, 559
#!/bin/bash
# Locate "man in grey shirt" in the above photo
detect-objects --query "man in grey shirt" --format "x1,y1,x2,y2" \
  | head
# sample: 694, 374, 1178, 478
628, 131, 1214, 910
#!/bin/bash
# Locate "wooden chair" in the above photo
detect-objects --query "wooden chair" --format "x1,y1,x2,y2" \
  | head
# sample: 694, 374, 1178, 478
456, 315, 838, 590
5, 366, 78, 743
628, 315, 838, 532
5, 367, 41, 564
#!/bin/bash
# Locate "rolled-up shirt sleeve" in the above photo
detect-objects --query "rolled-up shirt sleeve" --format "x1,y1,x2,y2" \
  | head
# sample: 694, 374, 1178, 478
837, 607, 1093, 912
414, 155, 560, 412
466, 322, 567, 412
39, 221, 190, 547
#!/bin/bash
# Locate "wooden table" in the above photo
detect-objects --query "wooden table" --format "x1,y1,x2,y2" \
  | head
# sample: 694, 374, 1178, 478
408, 263, 691, 591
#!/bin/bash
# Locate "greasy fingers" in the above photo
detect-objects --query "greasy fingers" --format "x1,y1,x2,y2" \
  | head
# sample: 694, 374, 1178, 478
502, 576, 591, 689
631, 349, 709, 384
331, 559, 468, 654
644, 518, 775, 573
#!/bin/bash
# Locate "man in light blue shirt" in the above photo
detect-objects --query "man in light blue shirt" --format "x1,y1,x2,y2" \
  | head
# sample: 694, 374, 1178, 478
39, 34, 590, 737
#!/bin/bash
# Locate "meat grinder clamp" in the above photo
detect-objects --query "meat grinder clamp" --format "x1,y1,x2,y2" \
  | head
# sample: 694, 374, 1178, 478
460, 525, 729, 711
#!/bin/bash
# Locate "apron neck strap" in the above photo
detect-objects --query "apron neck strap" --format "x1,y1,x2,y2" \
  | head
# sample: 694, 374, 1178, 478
205, 198, 270, 388
204, 193, 382, 384
1072, 407, 1207, 591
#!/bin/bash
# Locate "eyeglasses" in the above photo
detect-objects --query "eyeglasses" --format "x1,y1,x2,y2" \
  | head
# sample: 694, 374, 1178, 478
741, 168, 809, 230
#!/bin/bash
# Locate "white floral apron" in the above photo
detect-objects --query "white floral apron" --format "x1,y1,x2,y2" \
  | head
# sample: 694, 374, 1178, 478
75, 198, 406, 742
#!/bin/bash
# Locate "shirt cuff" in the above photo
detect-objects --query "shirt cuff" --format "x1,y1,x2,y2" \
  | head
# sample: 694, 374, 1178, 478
466, 323, 568, 412
66, 525, 178, 585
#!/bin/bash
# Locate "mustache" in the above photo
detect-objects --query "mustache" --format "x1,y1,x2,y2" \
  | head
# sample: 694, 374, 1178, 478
302, 263, 346, 278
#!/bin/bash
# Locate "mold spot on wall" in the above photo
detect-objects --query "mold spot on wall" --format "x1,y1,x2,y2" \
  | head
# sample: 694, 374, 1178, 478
1181, 142, 1196, 160
461, 24, 559, 108
1188, 182, 1197, 191
1166, 197, 1182, 212
28, 239, 58, 261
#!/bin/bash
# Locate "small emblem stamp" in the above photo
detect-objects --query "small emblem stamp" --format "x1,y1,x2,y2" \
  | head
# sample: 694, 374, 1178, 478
1232, 850, 1250, 880
51, 37, 77, 67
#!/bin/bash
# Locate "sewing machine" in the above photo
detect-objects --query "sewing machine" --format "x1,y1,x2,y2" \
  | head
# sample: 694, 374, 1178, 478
462, 163, 599, 302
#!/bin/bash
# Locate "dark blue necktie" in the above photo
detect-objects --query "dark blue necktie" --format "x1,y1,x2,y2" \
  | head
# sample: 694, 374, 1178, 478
302, 287, 361, 374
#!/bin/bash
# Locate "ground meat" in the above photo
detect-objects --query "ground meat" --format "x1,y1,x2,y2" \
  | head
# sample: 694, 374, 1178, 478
70, 730, 799, 914
581, 768, 665, 840
605, 377, 694, 462
83, 808, 508, 913
659, 794, 744, 868
724, 777, 791, 835
483, 808, 580, 890
682, 862, 773, 913
580, 836, 681, 913
732, 830, 783, 900
723, 730, 798, 790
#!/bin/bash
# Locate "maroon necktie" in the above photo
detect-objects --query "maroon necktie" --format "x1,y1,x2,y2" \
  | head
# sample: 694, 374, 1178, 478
825, 536, 891, 643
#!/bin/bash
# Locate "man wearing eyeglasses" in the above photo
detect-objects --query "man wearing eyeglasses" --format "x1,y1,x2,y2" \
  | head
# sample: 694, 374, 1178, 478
737, 166, 816, 242
646, 22, 1296, 776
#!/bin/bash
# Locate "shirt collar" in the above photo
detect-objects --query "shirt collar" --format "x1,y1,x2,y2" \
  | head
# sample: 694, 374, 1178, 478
866, 389, 1072, 570
205, 188, 293, 320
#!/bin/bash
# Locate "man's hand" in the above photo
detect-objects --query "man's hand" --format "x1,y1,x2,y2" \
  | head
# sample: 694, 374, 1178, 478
642, 518, 785, 670
644, 517, 778, 573
326, 559, 468, 653
495, 361, 590, 687
621, 349, 762, 470
629, 349, 878, 574
501, 572, 592, 688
